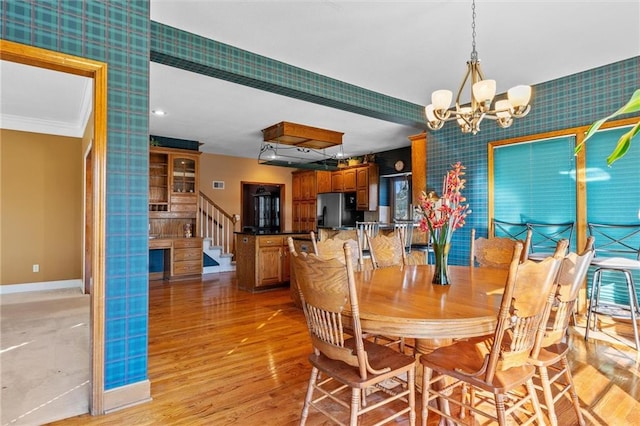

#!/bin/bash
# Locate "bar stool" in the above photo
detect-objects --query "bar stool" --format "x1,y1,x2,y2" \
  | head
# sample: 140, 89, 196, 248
585, 223, 640, 351
527, 221, 575, 261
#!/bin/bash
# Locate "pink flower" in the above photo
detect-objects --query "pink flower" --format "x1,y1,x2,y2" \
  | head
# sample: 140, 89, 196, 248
416, 162, 471, 246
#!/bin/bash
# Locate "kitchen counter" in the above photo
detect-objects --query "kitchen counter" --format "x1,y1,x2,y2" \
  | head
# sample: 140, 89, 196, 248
234, 230, 311, 236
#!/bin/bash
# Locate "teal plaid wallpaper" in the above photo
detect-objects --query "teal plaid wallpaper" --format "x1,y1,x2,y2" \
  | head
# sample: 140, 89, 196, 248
1, 1, 150, 390
1, 0, 638, 396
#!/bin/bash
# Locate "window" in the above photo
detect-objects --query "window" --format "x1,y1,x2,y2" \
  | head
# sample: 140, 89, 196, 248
391, 175, 412, 221
493, 135, 577, 249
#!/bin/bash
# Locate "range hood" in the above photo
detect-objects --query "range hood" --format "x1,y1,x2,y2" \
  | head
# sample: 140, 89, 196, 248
258, 121, 345, 170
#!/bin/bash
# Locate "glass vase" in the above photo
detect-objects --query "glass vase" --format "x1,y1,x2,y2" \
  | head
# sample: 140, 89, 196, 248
431, 243, 451, 285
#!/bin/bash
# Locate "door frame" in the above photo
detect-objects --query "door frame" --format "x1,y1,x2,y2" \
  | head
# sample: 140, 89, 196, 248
240, 181, 284, 232
0, 40, 108, 415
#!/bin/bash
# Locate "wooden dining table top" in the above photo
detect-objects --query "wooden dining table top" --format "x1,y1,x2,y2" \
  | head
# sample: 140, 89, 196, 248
347, 264, 508, 340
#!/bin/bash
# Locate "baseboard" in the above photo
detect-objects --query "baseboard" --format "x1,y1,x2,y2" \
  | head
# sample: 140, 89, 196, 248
0, 279, 82, 295
103, 380, 152, 414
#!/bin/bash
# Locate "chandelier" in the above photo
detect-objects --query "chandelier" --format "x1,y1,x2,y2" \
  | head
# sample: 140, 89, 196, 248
425, 0, 532, 134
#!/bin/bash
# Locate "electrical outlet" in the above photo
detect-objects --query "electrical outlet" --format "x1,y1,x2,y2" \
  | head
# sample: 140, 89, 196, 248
33, 264, 40, 273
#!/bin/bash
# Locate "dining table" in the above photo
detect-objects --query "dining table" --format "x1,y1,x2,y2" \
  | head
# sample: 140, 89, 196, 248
346, 263, 508, 353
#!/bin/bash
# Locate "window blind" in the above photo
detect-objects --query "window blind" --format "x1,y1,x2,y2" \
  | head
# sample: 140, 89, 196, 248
493, 136, 577, 249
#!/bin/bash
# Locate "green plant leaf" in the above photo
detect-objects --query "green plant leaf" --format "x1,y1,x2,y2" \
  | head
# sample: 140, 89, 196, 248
575, 89, 640, 155
606, 120, 640, 166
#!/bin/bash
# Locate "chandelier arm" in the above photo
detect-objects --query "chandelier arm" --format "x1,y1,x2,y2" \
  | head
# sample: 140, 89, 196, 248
433, 108, 451, 121
454, 62, 474, 109
512, 104, 532, 118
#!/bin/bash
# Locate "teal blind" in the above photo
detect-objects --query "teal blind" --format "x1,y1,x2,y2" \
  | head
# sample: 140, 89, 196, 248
493, 136, 577, 249
586, 127, 640, 223
585, 126, 640, 306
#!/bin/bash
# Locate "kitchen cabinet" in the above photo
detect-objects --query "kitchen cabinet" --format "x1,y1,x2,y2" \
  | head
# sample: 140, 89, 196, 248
331, 170, 344, 192
316, 171, 332, 193
344, 168, 357, 191
149, 147, 201, 216
150, 237, 203, 281
331, 168, 357, 192
292, 170, 325, 232
356, 163, 379, 211
235, 233, 307, 291
149, 147, 202, 280
329, 164, 378, 211
167, 238, 203, 279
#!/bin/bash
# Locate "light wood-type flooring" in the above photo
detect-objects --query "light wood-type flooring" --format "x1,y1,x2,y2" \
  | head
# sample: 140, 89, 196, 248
49, 272, 640, 425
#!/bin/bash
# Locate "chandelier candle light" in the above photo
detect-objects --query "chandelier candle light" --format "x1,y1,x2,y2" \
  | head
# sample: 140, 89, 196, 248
425, 0, 532, 134
417, 162, 471, 285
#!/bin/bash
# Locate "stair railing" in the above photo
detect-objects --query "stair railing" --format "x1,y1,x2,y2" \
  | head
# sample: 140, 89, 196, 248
198, 192, 238, 257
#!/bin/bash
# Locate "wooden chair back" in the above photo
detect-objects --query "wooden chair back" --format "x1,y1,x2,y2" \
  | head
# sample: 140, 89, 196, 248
290, 242, 391, 379
310, 231, 360, 269
309, 231, 319, 255
366, 232, 405, 269
484, 239, 565, 381
533, 237, 595, 353
470, 228, 532, 268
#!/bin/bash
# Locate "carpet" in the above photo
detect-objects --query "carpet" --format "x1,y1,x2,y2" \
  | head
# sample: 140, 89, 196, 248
1, 288, 90, 425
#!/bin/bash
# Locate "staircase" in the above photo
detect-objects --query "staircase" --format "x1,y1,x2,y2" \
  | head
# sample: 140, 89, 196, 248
199, 192, 238, 274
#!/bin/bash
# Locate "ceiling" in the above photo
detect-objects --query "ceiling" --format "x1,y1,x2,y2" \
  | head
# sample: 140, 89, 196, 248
1, 1, 638, 161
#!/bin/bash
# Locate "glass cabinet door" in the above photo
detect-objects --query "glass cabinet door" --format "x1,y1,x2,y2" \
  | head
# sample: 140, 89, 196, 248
172, 157, 196, 193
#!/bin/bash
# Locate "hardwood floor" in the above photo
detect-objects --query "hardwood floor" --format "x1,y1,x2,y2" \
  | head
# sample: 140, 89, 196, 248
49, 272, 640, 425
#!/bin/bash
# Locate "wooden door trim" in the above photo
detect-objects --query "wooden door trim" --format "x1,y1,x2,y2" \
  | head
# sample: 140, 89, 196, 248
0, 40, 108, 415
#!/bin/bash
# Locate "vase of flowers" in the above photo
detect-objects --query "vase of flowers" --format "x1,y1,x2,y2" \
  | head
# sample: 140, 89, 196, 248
416, 162, 471, 285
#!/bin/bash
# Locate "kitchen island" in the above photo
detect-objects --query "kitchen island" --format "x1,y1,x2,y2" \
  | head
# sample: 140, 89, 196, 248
234, 231, 311, 292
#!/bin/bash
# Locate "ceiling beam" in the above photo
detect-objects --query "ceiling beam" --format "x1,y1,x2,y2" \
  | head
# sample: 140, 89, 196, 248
150, 21, 427, 129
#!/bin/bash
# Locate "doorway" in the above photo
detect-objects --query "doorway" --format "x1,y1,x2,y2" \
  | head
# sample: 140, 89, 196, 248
0, 40, 108, 415
241, 182, 283, 233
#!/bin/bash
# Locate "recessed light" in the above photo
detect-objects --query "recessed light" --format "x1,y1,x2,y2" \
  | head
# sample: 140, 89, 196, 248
151, 109, 167, 116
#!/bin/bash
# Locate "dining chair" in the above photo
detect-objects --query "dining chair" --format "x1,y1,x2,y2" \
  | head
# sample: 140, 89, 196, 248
585, 223, 640, 351
393, 220, 414, 252
356, 221, 380, 252
470, 228, 532, 268
529, 237, 595, 426
291, 242, 417, 426
394, 219, 431, 265
309, 231, 361, 270
366, 232, 406, 269
527, 221, 575, 261
363, 231, 411, 352
420, 240, 564, 426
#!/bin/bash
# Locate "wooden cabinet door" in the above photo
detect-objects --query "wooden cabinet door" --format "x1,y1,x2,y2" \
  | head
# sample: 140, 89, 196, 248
258, 246, 282, 286
344, 168, 357, 191
356, 167, 369, 210
316, 171, 331, 193
292, 173, 302, 201
296, 200, 316, 232
331, 170, 344, 192
292, 201, 302, 232
301, 171, 315, 200
304, 200, 317, 231
281, 246, 290, 282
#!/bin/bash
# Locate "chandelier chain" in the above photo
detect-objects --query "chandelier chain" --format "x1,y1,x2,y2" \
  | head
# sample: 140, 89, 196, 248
470, 0, 477, 61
